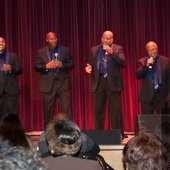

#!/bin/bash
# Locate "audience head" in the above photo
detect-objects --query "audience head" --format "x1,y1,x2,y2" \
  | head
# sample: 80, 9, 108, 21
45, 119, 82, 156
53, 112, 69, 121
123, 132, 167, 170
0, 114, 30, 148
0, 138, 45, 170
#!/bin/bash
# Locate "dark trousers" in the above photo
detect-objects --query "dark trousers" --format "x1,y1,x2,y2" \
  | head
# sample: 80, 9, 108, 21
0, 92, 18, 120
43, 79, 71, 129
141, 92, 168, 114
93, 76, 124, 132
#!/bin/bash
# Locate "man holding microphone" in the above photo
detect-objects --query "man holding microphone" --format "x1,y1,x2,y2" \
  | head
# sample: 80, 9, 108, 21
35, 32, 74, 128
85, 31, 125, 134
136, 41, 170, 114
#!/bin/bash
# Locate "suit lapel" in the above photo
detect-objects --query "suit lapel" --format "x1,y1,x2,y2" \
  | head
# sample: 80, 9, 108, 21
157, 56, 162, 84
93, 46, 100, 69
59, 46, 63, 61
45, 46, 51, 62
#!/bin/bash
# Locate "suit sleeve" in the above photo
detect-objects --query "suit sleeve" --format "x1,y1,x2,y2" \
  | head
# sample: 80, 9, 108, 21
87, 48, 96, 68
111, 46, 125, 68
34, 51, 48, 73
136, 58, 148, 78
61, 49, 74, 69
11, 54, 23, 75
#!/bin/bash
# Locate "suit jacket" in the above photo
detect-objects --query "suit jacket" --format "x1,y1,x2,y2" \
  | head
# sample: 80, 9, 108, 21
0, 52, 22, 95
43, 156, 102, 170
88, 43, 125, 92
136, 55, 170, 103
35, 45, 74, 93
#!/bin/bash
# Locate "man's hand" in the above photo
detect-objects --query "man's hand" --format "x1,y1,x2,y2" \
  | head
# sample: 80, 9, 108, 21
46, 60, 63, 69
85, 64, 92, 74
146, 57, 154, 67
54, 60, 62, 68
2, 64, 12, 71
103, 44, 113, 54
45, 60, 56, 69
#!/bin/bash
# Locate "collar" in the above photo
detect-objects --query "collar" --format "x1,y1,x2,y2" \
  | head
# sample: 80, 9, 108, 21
146, 55, 159, 60
47, 45, 59, 52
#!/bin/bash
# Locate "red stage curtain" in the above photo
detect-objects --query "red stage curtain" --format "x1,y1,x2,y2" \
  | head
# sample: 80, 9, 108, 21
0, 0, 170, 132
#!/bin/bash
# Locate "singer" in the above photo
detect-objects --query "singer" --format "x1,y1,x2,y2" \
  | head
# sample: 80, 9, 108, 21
85, 31, 125, 134
0, 37, 23, 120
136, 41, 170, 114
35, 32, 74, 128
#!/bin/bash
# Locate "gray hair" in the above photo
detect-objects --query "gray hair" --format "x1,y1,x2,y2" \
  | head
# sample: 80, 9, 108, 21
0, 138, 46, 170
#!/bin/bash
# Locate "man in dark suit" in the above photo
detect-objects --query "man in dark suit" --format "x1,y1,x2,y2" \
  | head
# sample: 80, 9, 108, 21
136, 41, 170, 114
85, 31, 125, 132
0, 37, 22, 120
35, 32, 74, 128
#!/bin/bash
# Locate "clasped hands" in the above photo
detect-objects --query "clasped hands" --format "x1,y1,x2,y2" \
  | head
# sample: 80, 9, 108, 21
46, 60, 62, 69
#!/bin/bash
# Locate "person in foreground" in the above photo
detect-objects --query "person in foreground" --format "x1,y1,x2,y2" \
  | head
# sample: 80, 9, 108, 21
85, 30, 125, 133
0, 114, 31, 148
136, 41, 170, 114
0, 138, 45, 170
123, 132, 168, 170
38, 112, 100, 159
42, 119, 102, 170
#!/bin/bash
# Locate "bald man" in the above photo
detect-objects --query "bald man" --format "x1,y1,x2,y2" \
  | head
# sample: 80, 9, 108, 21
136, 41, 170, 114
35, 32, 74, 128
85, 31, 125, 133
0, 37, 22, 119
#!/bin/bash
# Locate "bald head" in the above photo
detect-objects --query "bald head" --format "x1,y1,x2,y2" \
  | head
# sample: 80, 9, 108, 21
46, 32, 58, 49
103, 31, 113, 37
53, 112, 69, 121
146, 41, 158, 50
0, 37, 6, 53
46, 32, 56, 39
101, 30, 114, 45
146, 41, 158, 58
0, 37, 5, 42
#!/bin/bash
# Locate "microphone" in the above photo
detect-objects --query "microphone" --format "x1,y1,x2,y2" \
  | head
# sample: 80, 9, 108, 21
54, 53, 58, 60
148, 64, 153, 69
148, 57, 154, 69
105, 51, 108, 55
